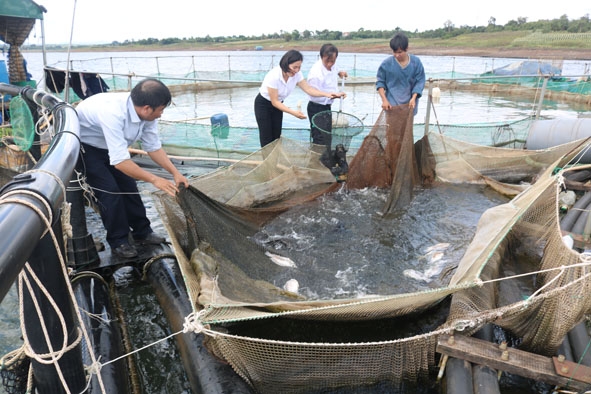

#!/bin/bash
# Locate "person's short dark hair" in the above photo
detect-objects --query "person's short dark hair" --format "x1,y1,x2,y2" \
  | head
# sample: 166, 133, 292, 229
130, 78, 172, 108
319, 43, 338, 59
279, 50, 304, 73
389, 33, 409, 52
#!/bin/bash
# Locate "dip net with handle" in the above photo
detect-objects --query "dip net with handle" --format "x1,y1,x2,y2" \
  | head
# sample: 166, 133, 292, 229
310, 110, 364, 181
153, 104, 591, 393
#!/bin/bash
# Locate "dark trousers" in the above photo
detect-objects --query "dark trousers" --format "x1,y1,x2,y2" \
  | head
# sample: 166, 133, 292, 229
254, 93, 283, 147
81, 143, 152, 248
307, 101, 332, 146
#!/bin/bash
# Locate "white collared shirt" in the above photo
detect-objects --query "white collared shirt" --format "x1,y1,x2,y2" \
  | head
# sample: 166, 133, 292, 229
259, 65, 304, 101
307, 59, 339, 105
77, 92, 162, 165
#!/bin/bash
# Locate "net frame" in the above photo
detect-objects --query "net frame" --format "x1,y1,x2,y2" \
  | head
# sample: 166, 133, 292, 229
311, 110, 364, 152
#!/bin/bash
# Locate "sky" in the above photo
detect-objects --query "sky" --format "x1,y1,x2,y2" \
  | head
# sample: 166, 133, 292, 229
26, 0, 591, 45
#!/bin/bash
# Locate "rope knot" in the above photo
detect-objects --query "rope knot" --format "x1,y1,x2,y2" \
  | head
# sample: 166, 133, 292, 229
183, 312, 204, 334
452, 319, 475, 332
85, 357, 103, 376
580, 252, 591, 263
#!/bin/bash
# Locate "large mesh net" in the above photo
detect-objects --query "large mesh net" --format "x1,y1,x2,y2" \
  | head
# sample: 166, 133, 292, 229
346, 107, 420, 215
153, 105, 591, 393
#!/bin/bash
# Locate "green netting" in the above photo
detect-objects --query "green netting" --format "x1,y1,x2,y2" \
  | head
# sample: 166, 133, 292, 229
8, 96, 34, 152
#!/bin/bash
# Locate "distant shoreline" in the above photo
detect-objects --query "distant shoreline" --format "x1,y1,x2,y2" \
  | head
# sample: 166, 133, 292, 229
35, 37, 591, 61
44, 43, 591, 61
404, 47, 591, 61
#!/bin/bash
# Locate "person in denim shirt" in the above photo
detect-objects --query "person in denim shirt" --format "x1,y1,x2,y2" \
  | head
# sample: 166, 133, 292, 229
376, 33, 426, 115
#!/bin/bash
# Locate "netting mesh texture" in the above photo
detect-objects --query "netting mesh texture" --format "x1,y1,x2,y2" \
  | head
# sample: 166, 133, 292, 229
153, 105, 591, 393
0, 350, 31, 394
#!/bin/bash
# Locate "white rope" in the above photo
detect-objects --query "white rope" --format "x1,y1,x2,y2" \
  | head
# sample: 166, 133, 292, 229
70, 167, 142, 197
99, 310, 213, 369
479, 258, 591, 286
69, 169, 97, 208
0, 187, 108, 394
18, 266, 78, 394
78, 307, 113, 325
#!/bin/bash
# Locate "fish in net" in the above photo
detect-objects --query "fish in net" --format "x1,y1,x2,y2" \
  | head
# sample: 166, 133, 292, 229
153, 107, 591, 392
311, 110, 364, 182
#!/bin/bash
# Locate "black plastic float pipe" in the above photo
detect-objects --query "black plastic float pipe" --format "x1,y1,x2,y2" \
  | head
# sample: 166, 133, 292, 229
472, 325, 500, 394
559, 174, 591, 368
569, 200, 591, 236
567, 322, 591, 366
446, 358, 473, 394
23, 219, 87, 393
143, 253, 253, 394
71, 272, 131, 394
560, 190, 591, 232
66, 184, 100, 269
0, 84, 80, 303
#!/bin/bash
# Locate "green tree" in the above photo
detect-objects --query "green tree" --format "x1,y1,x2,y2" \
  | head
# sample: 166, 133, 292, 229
551, 14, 569, 31
444, 20, 454, 32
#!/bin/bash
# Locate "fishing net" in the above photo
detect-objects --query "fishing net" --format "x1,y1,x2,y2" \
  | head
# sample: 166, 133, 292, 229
311, 110, 364, 181
153, 107, 591, 392
441, 159, 591, 356
0, 348, 31, 394
346, 107, 420, 215
311, 110, 364, 151
8, 96, 34, 152
0, 139, 35, 174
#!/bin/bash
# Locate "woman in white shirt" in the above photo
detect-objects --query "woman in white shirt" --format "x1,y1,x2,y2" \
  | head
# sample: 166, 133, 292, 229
307, 43, 348, 146
254, 49, 344, 147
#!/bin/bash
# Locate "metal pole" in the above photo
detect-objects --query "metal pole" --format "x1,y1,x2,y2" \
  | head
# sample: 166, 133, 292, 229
424, 79, 433, 136
41, 19, 47, 67
535, 75, 549, 120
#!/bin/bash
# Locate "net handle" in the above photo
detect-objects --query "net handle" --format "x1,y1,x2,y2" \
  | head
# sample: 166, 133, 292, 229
339, 77, 345, 112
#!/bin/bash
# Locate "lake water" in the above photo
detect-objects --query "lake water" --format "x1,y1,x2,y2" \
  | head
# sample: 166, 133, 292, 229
22, 50, 591, 130
1, 50, 590, 393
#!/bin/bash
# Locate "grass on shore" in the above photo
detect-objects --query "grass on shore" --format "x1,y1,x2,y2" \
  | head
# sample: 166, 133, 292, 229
45, 30, 591, 54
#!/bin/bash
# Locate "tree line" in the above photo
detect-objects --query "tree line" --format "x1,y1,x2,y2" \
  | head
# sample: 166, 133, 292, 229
33, 13, 591, 48
122, 14, 590, 47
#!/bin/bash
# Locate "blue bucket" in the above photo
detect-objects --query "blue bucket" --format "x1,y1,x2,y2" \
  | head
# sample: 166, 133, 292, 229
210, 113, 229, 139
0, 60, 8, 84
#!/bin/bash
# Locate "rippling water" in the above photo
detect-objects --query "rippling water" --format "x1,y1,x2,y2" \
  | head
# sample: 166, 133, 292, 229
256, 184, 508, 300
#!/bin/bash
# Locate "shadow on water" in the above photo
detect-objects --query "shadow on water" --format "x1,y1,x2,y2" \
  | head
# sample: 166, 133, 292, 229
113, 276, 193, 394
